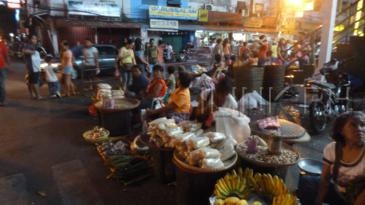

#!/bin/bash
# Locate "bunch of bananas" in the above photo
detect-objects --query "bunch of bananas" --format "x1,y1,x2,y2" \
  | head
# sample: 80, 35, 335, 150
254, 173, 288, 197
214, 197, 248, 205
238, 168, 257, 190
214, 170, 251, 200
214, 168, 297, 205
272, 193, 297, 205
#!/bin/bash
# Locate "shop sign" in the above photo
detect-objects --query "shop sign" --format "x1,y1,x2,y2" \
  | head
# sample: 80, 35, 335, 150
149, 5, 198, 20
150, 19, 179, 30
198, 9, 208, 22
67, 0, 121, 17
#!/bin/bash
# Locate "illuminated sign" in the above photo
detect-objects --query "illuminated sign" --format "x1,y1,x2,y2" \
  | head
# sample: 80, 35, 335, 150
67, 0, 121, 17
198, 9, 208, 22
149, 5, 198, 20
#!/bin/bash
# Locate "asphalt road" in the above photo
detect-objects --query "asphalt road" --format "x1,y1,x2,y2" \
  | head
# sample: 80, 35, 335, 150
0, 61, 175, 205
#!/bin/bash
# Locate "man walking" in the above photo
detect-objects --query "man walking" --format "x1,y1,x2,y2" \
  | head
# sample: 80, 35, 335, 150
82, 39, 99, 90
23, 35, 42, 99
0, 32, 10, 106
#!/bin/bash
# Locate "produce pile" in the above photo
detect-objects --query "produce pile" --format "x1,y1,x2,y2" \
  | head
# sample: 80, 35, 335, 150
148, 117, 236, 169
213, 168, 297, 205
83, 126, 109, 143
236, 142, 298, 166
92, 83, 126, 109
147, 117, 204, 149
96, 139, 152, 186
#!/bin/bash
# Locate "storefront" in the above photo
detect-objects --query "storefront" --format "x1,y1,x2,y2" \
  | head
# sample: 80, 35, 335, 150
55, 19, 141, 49
146, 5, 198, 53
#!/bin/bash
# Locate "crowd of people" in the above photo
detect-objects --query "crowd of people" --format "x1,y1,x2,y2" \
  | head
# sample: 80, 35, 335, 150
209, 35, 313, 70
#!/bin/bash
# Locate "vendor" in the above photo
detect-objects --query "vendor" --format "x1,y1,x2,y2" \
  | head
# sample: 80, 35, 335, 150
298, 111, 365, 205
316, 111, 365, 205
140, 65, 167, 109
146, 71, 192, 123
193, 76, 238, 127
126, 65, 149, 99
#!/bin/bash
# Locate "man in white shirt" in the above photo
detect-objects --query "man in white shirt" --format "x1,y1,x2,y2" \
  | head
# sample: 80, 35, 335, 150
23, 35, 42, 99
82, 39, 99, 89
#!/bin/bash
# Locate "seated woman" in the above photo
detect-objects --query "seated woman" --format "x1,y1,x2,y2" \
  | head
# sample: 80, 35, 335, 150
140, 65, 167, 109
297, 111, 365, 205
146, 71, 192, 123
193, 76, 238, 128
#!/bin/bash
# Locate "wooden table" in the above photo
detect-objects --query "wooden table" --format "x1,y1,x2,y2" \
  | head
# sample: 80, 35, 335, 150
94, 98, 140, 136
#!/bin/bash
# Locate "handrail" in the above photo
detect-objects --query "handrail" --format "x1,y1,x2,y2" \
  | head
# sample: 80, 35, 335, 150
336, 0, 362, 18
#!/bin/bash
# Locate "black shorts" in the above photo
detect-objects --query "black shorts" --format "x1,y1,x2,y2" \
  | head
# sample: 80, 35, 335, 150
28, 71, 40, 84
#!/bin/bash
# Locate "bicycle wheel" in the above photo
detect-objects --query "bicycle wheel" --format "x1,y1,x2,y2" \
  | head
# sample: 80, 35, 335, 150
309, 102, 327, 133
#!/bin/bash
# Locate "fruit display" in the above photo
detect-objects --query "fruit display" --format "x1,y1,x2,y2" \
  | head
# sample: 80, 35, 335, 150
212, 168, 297, 205
214, 197, 248, 205
272, 194, 297, 205
83, 126, 110, 143
214, 170, 251, 199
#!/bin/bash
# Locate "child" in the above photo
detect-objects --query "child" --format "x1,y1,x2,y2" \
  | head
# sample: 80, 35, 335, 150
163, 66, 176, 102
44, 55, 61, 98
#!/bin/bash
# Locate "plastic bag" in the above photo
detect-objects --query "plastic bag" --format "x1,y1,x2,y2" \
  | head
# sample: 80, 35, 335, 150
217, 139, 236, 161
186, 136, 210, 150
201, 158, 224, 169
203, 132, 226, 145
240, 93, 258, 110
215, 108, 251, 145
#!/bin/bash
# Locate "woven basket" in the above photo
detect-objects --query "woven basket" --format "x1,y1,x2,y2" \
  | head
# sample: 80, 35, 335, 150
263, 65, 285, 101
233, 63, 264, 99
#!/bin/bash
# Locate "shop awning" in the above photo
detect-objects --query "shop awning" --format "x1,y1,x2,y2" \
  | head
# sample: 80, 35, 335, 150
55, 19, 141, 29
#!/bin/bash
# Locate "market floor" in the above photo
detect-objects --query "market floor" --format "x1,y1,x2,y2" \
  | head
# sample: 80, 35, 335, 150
0, 62, 176, 205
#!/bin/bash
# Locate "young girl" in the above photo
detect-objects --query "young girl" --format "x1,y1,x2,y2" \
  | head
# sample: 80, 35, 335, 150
164, 66, 176, 102
43, 55, 61, 98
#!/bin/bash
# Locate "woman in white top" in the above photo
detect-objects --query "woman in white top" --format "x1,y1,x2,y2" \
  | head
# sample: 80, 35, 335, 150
315, 111, 365, 205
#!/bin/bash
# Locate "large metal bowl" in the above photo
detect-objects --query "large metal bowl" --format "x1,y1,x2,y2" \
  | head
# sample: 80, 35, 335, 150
297, 158, 323, 175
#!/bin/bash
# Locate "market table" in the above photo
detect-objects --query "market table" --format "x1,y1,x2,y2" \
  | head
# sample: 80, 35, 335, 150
237, 118, 304, 179
94, 98, 140, 136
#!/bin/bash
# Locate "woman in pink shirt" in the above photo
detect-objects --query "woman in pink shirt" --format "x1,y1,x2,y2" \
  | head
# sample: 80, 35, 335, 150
60, 41, 76, 96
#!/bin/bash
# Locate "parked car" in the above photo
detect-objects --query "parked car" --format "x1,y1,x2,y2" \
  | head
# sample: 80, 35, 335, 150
74, 44, 118, 76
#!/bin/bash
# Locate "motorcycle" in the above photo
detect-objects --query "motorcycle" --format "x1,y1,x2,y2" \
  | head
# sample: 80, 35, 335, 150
305, 59, 351, 133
